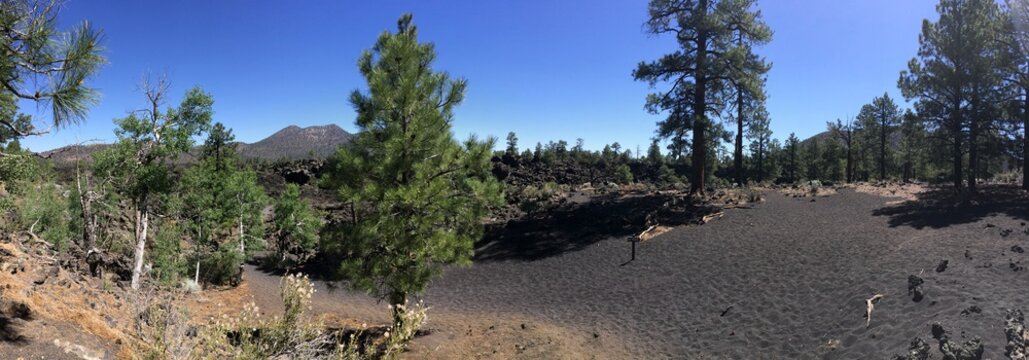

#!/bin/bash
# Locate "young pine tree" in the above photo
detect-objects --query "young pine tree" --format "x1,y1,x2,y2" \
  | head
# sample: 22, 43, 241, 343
272, 183, 321, 267
179, 122, 267, 285
321, 14, 503, 327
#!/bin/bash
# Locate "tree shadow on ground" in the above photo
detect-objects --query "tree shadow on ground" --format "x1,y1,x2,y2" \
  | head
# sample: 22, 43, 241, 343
0, 316, 27, 344
474, 193, 719, 262
0, 301, 33, 344
250, 253, 343, 287
872, 184, 1029, 229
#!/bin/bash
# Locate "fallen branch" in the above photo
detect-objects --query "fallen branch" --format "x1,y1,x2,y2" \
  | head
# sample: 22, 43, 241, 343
866, 294, 884, 328
637, 225, 673, 242
701, 211, 724, 224
636, 225, 657, 240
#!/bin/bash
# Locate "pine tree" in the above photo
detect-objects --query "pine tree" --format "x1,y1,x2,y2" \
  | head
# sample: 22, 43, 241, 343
0, 0, 105, 143
899, 109, 928, 181
634, 0, 771, 194
321, 14, 503, 328
805, 138, 821, 181
727, 0, 772, 187
785, 133, 800, 183
272, 184, 321, 267
829, 117, 857, 183
201, 122, 238, 172
900, 0, 1007, 192
868, 93, 901, 180
746, 105, 772, 182
1002, 1, 1029, 189
646, 141, 664, 165
505, 131, 518, 156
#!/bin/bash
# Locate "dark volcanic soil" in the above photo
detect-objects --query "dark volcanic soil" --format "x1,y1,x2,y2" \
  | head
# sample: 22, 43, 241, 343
247, 187, 1029, 359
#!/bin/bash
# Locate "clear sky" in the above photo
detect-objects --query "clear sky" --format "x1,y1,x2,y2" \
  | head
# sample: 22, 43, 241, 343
23, 0, 938, 153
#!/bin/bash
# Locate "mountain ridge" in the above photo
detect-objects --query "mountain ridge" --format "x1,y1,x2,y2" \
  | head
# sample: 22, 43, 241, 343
40, 124, 353, 164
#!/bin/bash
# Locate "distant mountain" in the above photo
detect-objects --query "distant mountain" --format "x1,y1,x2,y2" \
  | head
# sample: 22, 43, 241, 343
239, 124, 353, 160
41, 124, 353, 166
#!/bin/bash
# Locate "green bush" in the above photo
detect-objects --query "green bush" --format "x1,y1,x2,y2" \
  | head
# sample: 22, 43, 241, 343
613, 164, 634, 184
16, 182, 76, 251
518, 181, 564, 216
197, 244, 244, 286
151, 223, 187, 285
272, 184, 322, 267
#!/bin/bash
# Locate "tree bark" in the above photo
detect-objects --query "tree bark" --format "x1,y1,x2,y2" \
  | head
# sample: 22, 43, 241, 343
846, 136, 853, 183
879, 121, 887, 180
130, 195, 149, 290
968, 91, 980, 194
756, 141, 764, 182
952, 116, 963, 192
390, 291, 408, 330
734, 84, 745, 186
690, 0, 709, 195
1023, 92, 1028, 190
76, 171, 97, 251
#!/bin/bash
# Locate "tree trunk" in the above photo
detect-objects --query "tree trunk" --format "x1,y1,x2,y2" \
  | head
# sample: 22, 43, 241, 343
690, 4, 709, 196
968, 92, 979, 194
77, 176, 97, 251
952, 118, 963, 192
1023, 92, 1028, 190
846, 140, 853, 183
389, 291, 408, 330
880, 123, 887, 180
756, 141, 764, 182
81, 194, 97, 251
239, 211, 245, 255
130, 196, 149, 290
734, 84, 745, 187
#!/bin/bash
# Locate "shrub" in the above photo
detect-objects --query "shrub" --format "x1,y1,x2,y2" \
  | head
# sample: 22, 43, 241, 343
151, 223, 187, 285
272, 184, 322, 267
613, 164, 634, 184
16, 182, 75, 251
196, 244, 244, 286
518, 182, 564, 216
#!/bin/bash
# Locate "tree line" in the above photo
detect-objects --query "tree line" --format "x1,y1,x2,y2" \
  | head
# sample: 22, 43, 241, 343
636, 0, 1029, 192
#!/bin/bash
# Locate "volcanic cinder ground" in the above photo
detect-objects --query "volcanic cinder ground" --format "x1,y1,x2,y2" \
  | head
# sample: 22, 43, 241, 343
247, 188, 1029, 359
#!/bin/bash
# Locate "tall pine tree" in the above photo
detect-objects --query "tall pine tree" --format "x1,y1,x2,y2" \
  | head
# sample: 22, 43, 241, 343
321, 14, 503, 328
635, 0, 771, 194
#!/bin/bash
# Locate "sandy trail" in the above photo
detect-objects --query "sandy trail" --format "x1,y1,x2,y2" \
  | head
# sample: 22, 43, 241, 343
244, 188, 1029, 359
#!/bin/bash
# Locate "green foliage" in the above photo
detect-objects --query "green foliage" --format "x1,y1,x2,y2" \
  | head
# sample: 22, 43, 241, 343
505, 131, 518, 155
273, 184, 321, 266
199, 244, 245, 286
16, 182, 75, 251
613, 163, 634, 184
0, 0, 105, 131
179, 128, 268, 285
99, 85, 214, 203
899, 0, 1008, 191
322, 14, 503, 309
201, 122, 238, 172
634, 0, 772, 193
96, 82, 214, 289
517, 182, 564, 216
746, 106, 773, 182
784, 133, 800, 183
151, 222, 186, 285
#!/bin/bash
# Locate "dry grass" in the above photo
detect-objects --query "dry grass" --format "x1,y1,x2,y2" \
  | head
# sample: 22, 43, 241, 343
779, 184, 838, 198
848, 182, 926, 203
0, 237, 139, 357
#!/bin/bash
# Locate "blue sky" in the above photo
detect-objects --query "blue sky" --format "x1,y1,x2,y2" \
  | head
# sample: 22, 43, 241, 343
23, 0, 938, 153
